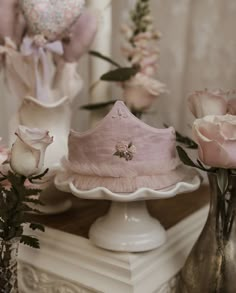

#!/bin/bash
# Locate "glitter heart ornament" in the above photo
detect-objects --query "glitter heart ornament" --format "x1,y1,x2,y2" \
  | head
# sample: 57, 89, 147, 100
19, 0, 85, 41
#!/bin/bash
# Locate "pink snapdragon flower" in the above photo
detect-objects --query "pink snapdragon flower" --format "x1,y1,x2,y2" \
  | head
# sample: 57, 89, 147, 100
123, 73, 166, 111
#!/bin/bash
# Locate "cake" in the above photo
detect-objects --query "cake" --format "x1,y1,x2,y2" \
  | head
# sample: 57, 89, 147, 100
61, 101, 188, 193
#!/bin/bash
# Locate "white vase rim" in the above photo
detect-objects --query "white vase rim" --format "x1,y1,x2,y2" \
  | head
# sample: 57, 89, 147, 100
23, 96, 70, 109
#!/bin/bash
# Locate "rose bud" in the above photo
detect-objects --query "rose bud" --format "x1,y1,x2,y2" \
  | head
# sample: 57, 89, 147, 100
188, 89, 228, 118
10, 126, 53, 177
193, 114, 236, 169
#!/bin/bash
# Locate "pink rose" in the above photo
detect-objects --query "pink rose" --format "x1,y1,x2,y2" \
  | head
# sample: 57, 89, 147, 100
10, 126, 53, 177
123, 73, 166, 111
193, 115, 236, 168
188, 89, 228, 118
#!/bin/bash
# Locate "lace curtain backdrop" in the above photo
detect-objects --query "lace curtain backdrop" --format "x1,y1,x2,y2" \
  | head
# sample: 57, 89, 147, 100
0, 0, 236, 142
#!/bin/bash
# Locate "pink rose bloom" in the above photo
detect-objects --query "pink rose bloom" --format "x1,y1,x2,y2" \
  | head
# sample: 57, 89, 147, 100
123, 73, 166, 111
193, 115, 236, 168
188, 89, 228, 118
10, 126, 53, 177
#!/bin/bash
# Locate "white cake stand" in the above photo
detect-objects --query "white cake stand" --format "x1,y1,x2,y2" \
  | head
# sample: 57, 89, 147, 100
55, 171, 201, 252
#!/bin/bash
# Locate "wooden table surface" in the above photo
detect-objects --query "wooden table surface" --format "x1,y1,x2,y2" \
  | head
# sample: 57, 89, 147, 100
27, 185, 210, 239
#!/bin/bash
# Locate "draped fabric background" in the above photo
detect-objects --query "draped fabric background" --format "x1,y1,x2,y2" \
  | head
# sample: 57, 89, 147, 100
0, 0, 236, 142
113, 0, 236, 137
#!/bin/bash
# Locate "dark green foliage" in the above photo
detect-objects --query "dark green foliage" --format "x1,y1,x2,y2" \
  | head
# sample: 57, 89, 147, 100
176, 146, 213, 172
89, 51, 121, 68
20, 235, 40, 249
164, 124, 198, 149
175, 131, 198, 149
81, 100, 117, 111
130, 0, 151, 39
29, 223, 45, 232
101, 67, 139, 82
0, 171, 46, 249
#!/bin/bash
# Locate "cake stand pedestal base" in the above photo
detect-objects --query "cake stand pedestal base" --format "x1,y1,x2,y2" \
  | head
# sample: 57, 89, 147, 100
89, 201, 166, 252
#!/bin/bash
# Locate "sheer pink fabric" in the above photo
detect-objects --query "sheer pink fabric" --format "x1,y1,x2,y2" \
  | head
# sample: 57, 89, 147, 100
63, 101, 187, 192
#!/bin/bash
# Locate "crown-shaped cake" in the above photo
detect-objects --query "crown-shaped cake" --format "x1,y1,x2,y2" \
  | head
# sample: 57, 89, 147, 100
62, 101, 187, 193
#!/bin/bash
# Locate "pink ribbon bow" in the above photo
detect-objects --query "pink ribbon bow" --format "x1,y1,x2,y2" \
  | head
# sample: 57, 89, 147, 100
21, 35, 63, 102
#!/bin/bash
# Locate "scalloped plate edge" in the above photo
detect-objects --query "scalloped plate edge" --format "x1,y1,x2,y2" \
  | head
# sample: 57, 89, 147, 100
55, 174, 201, 202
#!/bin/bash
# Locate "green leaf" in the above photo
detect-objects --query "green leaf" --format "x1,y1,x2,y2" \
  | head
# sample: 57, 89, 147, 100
216, 169, 229, 194
101, 67, 139, 82
24, 198, 44, 206
20, 235, 40, 249
164, 124, 198, 149
29, 223, 45, 232
176, 146, 199, 169
197, 160, 205, 169
24, 189, 42, 197
80, 100, 117, 111
89, 50, 121, 68
29, 169, 49, 181
22, 204, 43, 214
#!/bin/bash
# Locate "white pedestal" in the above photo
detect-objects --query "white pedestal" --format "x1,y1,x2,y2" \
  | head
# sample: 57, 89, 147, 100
90, 201, 166, 252
18, 206, 208, 293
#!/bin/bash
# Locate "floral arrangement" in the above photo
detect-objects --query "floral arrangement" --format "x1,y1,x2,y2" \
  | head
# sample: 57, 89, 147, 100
0, 126, 53, 292
177, 89, 236, 292
86, 0, 166, 117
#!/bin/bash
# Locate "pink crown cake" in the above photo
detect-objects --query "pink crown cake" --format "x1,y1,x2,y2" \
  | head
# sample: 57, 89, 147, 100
62, 101, 188, 193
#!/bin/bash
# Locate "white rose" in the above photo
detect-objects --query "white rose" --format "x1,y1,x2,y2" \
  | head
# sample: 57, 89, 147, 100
10, 126, 53, 177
